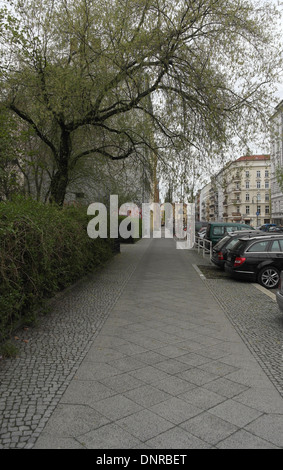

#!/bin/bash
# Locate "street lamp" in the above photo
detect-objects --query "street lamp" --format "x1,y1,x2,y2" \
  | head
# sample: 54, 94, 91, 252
251, 195, 260, 227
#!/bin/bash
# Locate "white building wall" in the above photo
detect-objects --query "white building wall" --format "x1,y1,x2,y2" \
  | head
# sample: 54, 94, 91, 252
199, 182, 211, 221
270, 101, 283, 225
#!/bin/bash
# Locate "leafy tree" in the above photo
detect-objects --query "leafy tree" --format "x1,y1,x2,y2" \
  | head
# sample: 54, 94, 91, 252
0, 106, 22, 199
0, 0, 281, 205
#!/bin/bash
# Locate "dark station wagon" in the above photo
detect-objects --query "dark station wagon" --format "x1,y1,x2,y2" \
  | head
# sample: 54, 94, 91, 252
225, 234, 283, 289
211, 230, 269, 269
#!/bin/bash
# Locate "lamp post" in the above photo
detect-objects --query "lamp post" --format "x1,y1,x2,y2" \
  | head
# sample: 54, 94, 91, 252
251, 195, 259, 227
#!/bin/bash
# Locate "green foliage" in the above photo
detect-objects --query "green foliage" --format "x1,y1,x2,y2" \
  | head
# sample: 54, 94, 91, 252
1, 0, 280, 204
0, 340, 18, 358
0, 106, 22, 199
0, 197, 114, 342
276, 167, 283, 192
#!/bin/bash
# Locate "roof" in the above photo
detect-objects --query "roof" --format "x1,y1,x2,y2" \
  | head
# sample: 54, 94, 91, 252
236, 155, 270, 162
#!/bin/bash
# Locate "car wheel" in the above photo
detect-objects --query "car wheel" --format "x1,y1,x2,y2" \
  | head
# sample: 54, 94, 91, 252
258, 266, 280, 289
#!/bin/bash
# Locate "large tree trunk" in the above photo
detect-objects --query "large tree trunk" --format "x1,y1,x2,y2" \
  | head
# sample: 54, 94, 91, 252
49, 167, 69, 205
49, 129, 71, 205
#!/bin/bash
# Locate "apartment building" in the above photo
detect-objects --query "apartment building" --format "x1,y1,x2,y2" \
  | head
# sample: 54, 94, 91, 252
270, 100, 283, 225
199, 181, 212, 221
199, 155, 271, 226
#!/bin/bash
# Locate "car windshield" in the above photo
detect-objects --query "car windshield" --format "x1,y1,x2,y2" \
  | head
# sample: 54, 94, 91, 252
214, 235, 230, 249
227, 238, 241, 249
229, 240, 246, 252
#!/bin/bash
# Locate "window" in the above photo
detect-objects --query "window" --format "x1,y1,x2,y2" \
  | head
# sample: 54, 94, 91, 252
257, 170, 261, 178
226, 226, 241, 233
228, 239, 243, 249
270, 240, 283, 252
257, 206, 261, 214
246, 206, 250, 214
246, 193, 250, 201
265, 193, 269, 202
257, 181, 261, 189
265, 206, 270, 214
265, 181, 269, 189
213, 226, 225, 235
265, 170, 269, 178
246, 171, 250, 178
215, 235, 230, 248
246, 181, 250, 189
257, 193, 261, 201
247, 241, 269, 252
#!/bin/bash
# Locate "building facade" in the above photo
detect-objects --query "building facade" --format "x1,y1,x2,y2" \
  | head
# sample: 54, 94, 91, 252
199, 182, 211, 222
270, 100, 283, 225
199, 155, 271, 227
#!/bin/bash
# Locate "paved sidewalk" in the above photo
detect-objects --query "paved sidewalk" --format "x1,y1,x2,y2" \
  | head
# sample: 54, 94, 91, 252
30, 237, 283, 449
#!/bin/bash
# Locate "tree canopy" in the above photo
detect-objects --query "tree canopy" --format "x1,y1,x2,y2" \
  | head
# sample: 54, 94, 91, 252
0, 0, 281, 204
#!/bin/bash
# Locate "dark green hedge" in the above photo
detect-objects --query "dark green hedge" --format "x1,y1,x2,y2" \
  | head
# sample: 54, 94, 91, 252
0, 197, 115, 342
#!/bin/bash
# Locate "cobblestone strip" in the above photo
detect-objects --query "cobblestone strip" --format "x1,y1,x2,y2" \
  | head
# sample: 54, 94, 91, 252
0, 240, 151, 449
189, 251, 283, 399
204, 278, 283, 397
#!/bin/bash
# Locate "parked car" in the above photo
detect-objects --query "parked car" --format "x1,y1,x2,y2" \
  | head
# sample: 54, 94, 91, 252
211, 230, 268, 269
268, 226, 283, 232
204, 222, 254, 246
195, 221, 208, 236
197, 227, 207, 239
259, 223, 277, 232
225, 234, 283, 289
276, 271, 283, 311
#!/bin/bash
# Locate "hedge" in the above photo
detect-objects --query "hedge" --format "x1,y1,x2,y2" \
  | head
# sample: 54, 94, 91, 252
118, 215, 143, 243
0, 197, 115, 342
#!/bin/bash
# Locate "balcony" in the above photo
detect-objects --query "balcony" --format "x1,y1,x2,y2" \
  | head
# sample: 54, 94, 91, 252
232, 212, 241, 217
231, 198, 241, 204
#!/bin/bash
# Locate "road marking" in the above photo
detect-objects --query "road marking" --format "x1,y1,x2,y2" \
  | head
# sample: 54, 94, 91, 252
252, 283, 277, 301
193, 263, 277, 301
192, 264, 206, 279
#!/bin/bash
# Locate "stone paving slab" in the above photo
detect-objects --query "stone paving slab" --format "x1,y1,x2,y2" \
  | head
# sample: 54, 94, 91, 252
1, 236, 283, 449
